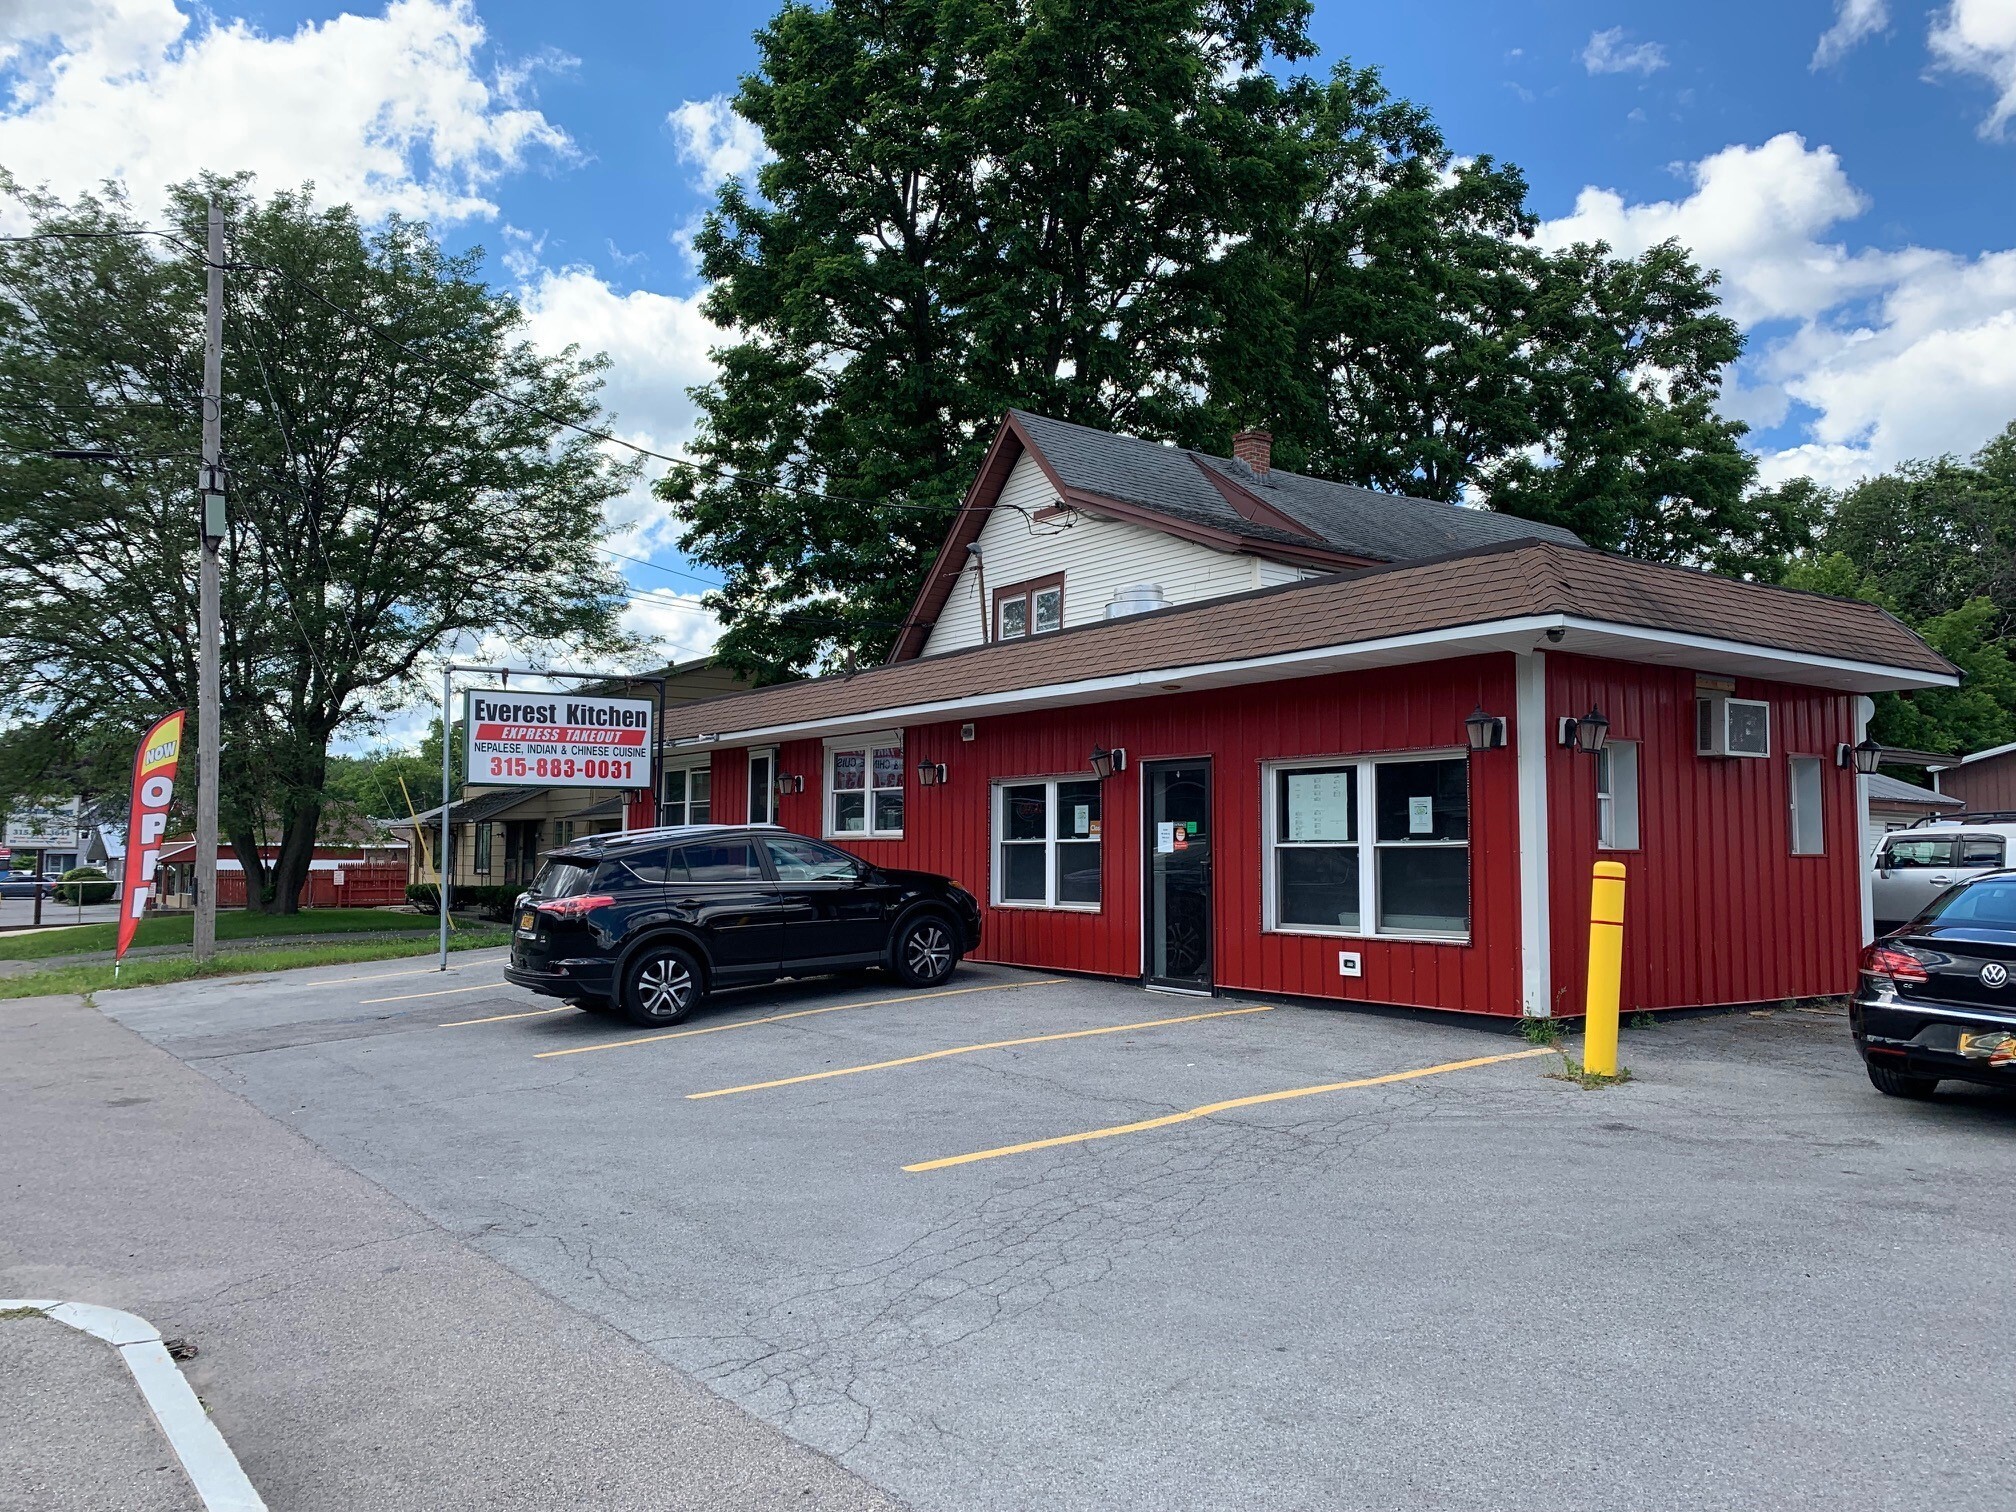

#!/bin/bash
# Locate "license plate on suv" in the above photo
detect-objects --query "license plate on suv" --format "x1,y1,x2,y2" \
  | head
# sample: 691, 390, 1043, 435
516, 910, 537, 936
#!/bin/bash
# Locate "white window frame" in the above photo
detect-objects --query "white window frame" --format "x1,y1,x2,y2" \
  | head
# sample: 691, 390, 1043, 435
661, 759, 712, 826
825, 731, 905, 839
1597, 740, 1640, 851
1261, 750, 1473, 944
747, 747, 777, 827
990, 775, 1103, 911
1789, 754, 1825, 856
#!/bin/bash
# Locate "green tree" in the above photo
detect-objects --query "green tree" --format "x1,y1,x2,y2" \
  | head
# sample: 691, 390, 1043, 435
666, 8, 1755, 677
0, 176, 634, 911
1782, 552, 2015, 756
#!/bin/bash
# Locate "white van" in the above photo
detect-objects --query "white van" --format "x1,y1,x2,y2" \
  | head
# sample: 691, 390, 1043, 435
1871, 817, 2016, 933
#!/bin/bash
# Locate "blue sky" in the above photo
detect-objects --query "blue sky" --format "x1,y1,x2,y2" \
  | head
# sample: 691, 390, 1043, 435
4, 0, 2015, 686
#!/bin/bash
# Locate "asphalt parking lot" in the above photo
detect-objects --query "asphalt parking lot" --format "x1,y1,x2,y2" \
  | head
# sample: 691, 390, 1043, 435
88, 952, 2016, 1511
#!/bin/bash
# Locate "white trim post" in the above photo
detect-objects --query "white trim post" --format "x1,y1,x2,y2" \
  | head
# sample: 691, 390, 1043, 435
1515, 651, 1553, 1017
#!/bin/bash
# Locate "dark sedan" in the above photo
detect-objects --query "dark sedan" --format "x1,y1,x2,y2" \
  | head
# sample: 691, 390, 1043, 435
0, 871, 59, 899
503, 824, 983, 1026
1852, 871, 2016, 1099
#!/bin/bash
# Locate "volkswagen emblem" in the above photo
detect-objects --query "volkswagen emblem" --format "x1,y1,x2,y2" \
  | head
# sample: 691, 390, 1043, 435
1983, 963, 2011, 990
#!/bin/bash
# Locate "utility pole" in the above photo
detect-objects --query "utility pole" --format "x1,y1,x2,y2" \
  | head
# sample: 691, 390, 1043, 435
194, 197, 224, 961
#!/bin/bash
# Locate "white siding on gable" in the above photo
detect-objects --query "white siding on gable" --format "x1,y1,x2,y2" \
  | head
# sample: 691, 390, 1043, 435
919, 451, 1308, 656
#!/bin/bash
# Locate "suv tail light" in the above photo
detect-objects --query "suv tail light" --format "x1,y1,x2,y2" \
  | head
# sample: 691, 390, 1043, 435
1859, 943, 1929, 985
536, 894, 614, 920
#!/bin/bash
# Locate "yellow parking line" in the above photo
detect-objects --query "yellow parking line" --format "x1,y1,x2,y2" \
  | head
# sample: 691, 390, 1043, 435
687, 1005, 1274, 1099
535, 978, 1065, 1060
440, 1005, 575, 1027
904, 1046, 1558, 1173
360, 982, 516, 1005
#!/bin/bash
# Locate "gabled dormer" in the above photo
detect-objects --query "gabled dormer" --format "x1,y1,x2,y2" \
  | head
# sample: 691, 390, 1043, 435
890, 411, 1582, 662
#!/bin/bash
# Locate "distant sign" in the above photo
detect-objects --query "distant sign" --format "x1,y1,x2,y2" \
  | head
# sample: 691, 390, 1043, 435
5, 801, 80, 851
464, 690, 655, 789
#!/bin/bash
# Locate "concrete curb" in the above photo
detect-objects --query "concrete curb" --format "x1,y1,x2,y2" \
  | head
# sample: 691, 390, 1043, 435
4, 1299, 266, 1511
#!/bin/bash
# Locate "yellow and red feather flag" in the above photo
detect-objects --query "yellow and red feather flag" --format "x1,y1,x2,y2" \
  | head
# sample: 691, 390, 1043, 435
117, 711, 185, 961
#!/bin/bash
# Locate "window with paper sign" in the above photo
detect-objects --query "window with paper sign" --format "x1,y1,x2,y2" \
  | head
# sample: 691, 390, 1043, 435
993, 777, 1101, 908
1264, 754, 1470, 941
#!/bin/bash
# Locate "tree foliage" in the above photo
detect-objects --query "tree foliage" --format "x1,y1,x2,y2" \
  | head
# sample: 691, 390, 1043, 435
0, 176, 634, 909
664, 2, 1756, 677
1772, 424, 2016, 757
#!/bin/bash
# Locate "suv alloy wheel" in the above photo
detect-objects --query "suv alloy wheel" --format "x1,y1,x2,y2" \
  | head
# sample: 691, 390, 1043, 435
621, 944, 705, 1027
893, 913, 959, 987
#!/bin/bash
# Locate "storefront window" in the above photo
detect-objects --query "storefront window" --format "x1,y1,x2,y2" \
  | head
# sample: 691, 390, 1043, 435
662, 763, 711, 826
1265, 755, 1470, 940
828, 737, 904, 837
993, 777, 1101, 908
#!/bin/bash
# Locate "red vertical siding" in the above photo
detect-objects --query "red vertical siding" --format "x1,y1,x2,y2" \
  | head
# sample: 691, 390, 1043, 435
715, 656, 1525, 1015
1940, 750, 2016, 812
1544, 654, 1861, 1013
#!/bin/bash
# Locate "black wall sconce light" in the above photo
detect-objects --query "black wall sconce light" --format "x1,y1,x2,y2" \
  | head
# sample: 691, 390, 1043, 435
916, 759, 948, 787
1557, 705, 1610, 753
1089, 745, 1128, 780
1837, 738, 1882, 774
775, 772, 806, 795
1464, 705, 1507, 751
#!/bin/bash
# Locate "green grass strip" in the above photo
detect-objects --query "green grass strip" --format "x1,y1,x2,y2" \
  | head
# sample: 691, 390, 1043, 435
0, 930, 510, 1000
0, 907, 441, 961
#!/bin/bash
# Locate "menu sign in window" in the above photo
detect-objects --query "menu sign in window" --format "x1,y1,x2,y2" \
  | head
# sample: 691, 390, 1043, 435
1285, 769, 1354, 842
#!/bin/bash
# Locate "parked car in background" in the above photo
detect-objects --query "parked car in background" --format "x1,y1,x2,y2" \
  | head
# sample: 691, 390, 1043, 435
504, 824, 983, 1027
1853, 870, 2016, 1099
0, 871, 60, 899
1869, 820, 2016, 933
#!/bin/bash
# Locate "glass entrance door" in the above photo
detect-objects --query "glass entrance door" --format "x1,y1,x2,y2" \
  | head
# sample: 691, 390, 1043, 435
1144, 761, 1213, 991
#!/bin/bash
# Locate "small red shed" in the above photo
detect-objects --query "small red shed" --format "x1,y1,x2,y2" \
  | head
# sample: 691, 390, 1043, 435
651, 414, 1956, 1019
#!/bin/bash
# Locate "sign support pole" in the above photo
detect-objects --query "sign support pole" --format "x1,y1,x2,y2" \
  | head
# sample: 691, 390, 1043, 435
438, 663, 454, 972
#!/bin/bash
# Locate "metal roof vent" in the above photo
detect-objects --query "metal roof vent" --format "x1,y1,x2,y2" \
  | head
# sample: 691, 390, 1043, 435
1105, 583, 1170, 620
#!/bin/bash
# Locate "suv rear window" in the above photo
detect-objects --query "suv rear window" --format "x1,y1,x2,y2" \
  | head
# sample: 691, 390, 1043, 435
528, 859, 598, 899
1959, 836, 2006, 867
674, 838, 763, 882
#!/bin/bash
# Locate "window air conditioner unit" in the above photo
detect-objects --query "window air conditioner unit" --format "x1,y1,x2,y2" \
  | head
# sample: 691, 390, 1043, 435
1696, 696, 1770, 758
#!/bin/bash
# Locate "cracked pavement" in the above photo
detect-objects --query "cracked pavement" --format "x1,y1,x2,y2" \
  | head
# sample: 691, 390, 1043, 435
21, 952, 2016, 1510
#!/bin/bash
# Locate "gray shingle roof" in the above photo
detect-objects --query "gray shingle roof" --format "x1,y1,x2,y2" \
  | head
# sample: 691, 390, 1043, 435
1008, 409, 1583, 562
1866, 772, 1962, 808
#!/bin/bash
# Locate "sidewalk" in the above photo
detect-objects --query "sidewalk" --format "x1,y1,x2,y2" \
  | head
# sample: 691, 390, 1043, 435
2, 1310, 200, 1512
0, 994, 902, 1511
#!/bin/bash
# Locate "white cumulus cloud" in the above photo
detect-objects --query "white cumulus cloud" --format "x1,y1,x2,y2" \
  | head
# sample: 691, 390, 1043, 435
1812, 0, 1889, 68
1930, 0, 2016, 138
668, 93, 770, 189
0, 0, 573, 225
1581, 27, 1667, 76
1537, 132, 2016, 488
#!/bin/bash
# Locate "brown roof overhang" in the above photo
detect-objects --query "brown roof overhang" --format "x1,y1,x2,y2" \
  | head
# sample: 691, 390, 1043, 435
684, 540, 1959, 748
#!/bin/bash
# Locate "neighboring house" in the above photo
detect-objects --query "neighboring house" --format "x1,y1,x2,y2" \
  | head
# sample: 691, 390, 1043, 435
891, 412, 1581, 661
154, 839, 410, 909
1864, 771, 1963, 856
1937, 739, 2016, 815
659, 409, 1956, 1020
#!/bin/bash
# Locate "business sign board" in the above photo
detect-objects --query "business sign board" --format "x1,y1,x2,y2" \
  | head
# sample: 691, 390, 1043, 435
463, 690, 655, 789
5, 800, 80, 851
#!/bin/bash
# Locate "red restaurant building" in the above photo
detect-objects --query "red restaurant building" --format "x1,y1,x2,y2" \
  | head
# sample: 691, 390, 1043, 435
649, 413, 1956, 1019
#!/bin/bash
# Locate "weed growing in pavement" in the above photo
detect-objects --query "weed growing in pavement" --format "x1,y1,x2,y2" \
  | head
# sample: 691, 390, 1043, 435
1519, 1015, 1567, 1046
1629, 1012, 1659, 1030
0, 1306, 46, 1322
1548, 1053, 1634, 1090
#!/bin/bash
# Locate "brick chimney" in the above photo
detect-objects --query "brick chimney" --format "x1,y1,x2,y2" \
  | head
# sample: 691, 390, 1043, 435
1232, 429, 1272, 476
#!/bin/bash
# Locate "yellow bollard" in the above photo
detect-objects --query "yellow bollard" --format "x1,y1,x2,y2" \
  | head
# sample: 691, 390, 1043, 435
1582, 860, 1627, 1077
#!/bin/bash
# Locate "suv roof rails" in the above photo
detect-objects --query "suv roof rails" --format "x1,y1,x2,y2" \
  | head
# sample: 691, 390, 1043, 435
1912, 810, 2016, 828
556, 821, 788, 851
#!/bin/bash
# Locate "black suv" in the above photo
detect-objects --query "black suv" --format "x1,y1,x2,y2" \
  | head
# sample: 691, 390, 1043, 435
1853, 870, 2016, 1099
504, 825, 982, 1026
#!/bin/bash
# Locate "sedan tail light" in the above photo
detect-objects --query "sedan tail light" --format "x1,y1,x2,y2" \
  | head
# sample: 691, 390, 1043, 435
1859, 942, 1929, 984
536, 894, 614, 920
